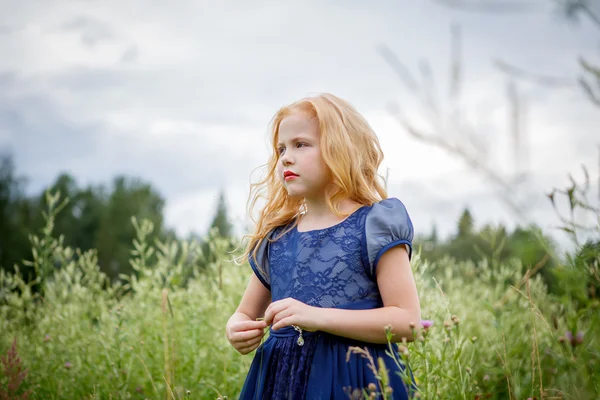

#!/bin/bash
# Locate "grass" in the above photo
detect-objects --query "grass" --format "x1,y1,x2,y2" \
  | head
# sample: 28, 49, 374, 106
1, 192, 598, 399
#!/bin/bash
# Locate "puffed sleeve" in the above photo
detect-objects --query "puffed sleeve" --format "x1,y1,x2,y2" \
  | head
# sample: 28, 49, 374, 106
248, 232, 272, 290
363, 198, 414, 278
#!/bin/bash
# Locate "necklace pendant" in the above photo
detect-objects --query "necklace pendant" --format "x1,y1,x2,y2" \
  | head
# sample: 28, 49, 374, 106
292, 325, 305, 346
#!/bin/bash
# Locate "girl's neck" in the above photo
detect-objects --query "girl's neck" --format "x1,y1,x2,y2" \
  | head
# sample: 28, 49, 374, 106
302, 196, 362, 222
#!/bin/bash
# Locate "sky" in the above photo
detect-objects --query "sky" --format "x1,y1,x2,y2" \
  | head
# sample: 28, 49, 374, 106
1, 0, 599, 250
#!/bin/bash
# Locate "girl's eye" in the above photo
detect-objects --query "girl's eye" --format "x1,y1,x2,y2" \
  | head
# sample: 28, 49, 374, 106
277, 147, 286, 155
296, 142, 307, 148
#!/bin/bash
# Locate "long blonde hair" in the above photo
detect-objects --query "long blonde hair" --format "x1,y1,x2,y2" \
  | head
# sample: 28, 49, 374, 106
242, 93, 388, 267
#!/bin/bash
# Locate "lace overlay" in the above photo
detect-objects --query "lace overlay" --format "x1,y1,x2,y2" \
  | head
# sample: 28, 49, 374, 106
269, 207, 382, 308
241, 198, 416, 399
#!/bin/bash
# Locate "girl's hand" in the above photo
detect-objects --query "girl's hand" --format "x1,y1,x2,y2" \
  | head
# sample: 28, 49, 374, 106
264, 298, 321, 331
226, 320, 267, 355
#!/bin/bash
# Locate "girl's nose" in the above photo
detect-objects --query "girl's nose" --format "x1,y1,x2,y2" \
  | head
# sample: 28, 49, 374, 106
281, 153, 293, 166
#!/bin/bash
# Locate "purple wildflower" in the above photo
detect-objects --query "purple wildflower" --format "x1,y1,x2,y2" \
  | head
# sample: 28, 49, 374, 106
421, 320, 434, 329
565, 330, 585, 347
565, 331, 573, 342
575, 331, 584, 345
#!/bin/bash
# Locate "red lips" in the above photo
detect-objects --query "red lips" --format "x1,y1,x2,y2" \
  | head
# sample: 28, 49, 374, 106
283, 170, 299, 180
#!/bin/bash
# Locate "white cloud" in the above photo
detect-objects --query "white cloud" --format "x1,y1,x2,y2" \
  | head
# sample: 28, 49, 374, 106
1, 0, 598, 250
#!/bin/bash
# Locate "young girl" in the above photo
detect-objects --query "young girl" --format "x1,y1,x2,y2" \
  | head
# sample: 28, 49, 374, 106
226, 93, 421, 399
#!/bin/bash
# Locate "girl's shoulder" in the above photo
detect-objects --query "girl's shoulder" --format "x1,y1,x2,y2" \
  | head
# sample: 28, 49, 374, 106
366, 197, 411, 222
339, 198, 412, 233
362, 197, 414, 273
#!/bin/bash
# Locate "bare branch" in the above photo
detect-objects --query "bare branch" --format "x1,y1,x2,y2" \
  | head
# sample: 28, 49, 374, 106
449, 24, 462, 103
495, 59, 578, 87
580, 78, 600, 106
556, 0, 600, 31
419, 58, 440, 114
507, 79, 528, 176
380, 23, 533, 221
386, 101, 528, 219
436, 0, 600, 110
580, 57, 600, 77
376, 44, 419, 94
580, 3, 600, 30
579, 57, 600, 106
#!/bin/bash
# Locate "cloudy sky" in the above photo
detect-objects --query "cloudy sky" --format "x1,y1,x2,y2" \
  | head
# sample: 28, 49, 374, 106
1, 0, 598, 250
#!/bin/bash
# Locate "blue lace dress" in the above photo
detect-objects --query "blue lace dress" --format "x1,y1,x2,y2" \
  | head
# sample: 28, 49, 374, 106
239, 198, 416, 399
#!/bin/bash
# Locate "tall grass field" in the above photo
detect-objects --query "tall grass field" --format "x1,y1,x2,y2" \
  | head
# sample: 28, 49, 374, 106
1, 191, 598, 399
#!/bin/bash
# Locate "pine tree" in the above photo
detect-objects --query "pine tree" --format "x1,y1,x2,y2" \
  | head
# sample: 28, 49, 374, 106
429, 223, 439, 244
457, 208, 474, 238
210, 190, 233, 238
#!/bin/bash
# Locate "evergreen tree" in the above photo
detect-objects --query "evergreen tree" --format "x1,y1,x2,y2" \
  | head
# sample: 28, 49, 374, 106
0, 154, 31, 274
199, 190, 235, 270
457, 208, 474, 238
429, 223, 439, 244
210, 190, 233, 238
95, 176, 165, 280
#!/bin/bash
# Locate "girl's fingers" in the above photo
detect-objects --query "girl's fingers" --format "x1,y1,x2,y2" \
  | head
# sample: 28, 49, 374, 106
239, 335, 263, 349
237, 336, 266, 354
230, 328, 264, 343
238, 342, 260, 355
264, 299, 288, 324
264, 307, 278, 325
272, 315, 294, 331
232, 320, 267, 332
266, 306, 286, 325
272, 309, 292, 326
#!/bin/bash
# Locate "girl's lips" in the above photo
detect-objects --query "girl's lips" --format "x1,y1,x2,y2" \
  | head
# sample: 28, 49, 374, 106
283, 170, 299, 179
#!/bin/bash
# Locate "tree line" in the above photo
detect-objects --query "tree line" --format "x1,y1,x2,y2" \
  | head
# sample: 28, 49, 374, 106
2, 152, 597, 299
0, 154, 233, 284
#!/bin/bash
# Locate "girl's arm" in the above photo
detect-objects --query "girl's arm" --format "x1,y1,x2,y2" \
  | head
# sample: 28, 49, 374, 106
264, 245, 421, 344
228, 273, 272, 323
226, 273, 271, 354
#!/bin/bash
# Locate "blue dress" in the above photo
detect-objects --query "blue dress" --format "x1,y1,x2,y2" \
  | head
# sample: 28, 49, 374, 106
240, 198, 416, 399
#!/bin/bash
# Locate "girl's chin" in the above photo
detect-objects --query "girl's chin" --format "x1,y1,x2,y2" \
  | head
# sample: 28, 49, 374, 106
285, 190, 304, 197
284, 186, 307, 197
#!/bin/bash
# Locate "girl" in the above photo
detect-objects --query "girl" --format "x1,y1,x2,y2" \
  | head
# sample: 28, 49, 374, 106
226, 93, 421, 399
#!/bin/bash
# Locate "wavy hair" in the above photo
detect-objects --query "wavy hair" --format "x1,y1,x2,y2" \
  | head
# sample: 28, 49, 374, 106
240, 93, 388, 269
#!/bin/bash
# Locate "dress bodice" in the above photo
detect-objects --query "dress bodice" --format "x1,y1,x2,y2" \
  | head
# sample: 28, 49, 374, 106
269, 206, 381, 308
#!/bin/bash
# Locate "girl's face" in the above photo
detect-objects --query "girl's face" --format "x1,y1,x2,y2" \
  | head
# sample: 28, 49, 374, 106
276, 111, 331, 200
